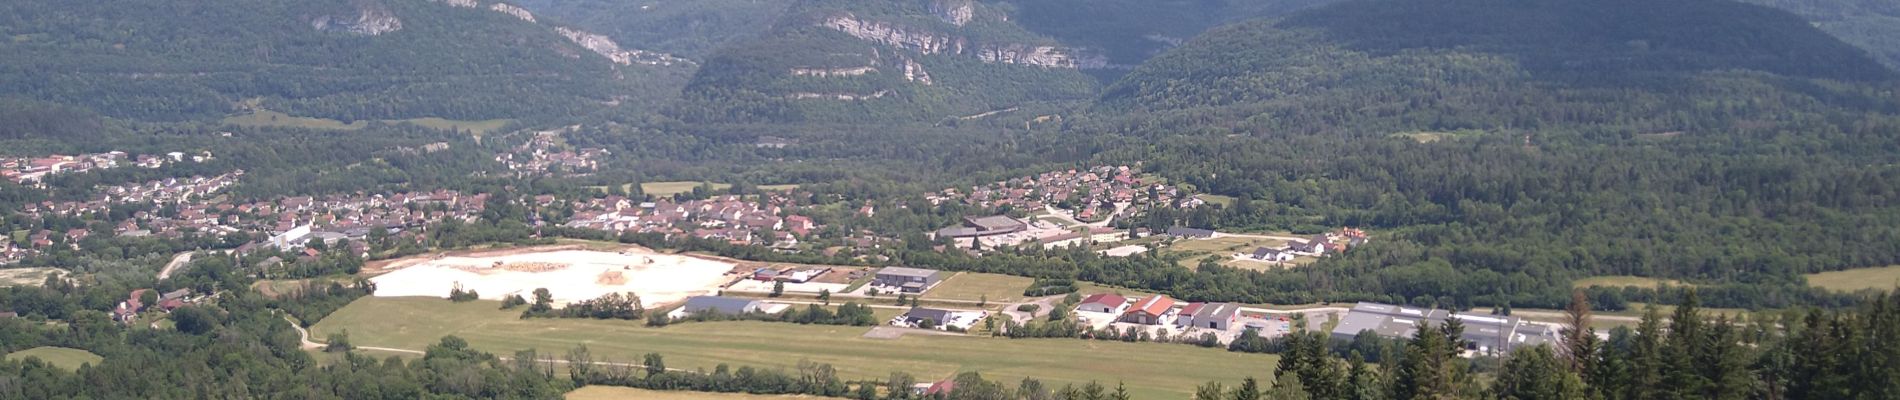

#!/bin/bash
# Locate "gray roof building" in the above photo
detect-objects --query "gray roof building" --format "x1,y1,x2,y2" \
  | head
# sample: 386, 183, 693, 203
1166, 226, 1216, 238
1330, 302, 1548, 355
902, 307, 953, 326
681, 296, 761, 316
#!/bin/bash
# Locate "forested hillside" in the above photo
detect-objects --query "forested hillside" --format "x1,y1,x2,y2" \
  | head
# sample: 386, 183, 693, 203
0, 0, 686, 122
672, 0, 1099, 124
1007, 0, 1338, 78
1059, 0, 1900, 309
512, 0, 791, 59
1744, 0, 1900, 69
1100, 0, 1893, 138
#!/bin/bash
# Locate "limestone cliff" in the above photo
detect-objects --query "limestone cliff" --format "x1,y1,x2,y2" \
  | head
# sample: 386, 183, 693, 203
555, 27, 693, 66
820, 13, 1104, 69
311, 1, 403, 35
489, 3, 535, 22
928, 0, 975, 26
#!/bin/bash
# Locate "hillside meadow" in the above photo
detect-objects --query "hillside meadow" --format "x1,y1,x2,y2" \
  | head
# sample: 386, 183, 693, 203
313, 297, 1276, 398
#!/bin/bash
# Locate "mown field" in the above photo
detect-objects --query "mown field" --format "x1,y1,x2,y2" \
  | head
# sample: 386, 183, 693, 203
567, 386, 846, 400
922, 272, 1034, 303
313, 297, 1277, 398
1570, 275, 1686, 289
642, 181, 733, 196
1805, 266, 1900, 292
221, 109, 514, 136
5, 347, 102, 371
0, 267, 61, 286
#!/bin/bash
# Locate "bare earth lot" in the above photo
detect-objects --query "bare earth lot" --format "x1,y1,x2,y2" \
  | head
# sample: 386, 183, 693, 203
368, 248, 736, 308
0, 267, 62, 287
314, 297, 1278, 399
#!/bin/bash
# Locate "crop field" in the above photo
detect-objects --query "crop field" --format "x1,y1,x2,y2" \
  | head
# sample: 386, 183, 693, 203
642, 181, 734, 196
922, 272, 1034, 303
5, 347, 102, 371
1805, 266, 1900, 292
1571, 275, 1686, 289
567, 386, 846, 400
221, 109, 513, 136
314, 297, 1277, 398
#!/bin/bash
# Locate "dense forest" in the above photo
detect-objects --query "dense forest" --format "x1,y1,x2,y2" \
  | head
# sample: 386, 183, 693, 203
0, 0, 686, 122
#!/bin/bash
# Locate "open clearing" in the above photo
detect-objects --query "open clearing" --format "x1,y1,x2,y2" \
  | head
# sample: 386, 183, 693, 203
0, 267, 62, 286
922, 272, 1034, 303
642, 181, 733, 196
315, 297, 1277, 399
369, 248, 735, 308
222, 109, 513, 136
6, 347, 102, 371
1806, 266, 1900, 292
568, 386, 845, 400
1571, 275, 1686, 289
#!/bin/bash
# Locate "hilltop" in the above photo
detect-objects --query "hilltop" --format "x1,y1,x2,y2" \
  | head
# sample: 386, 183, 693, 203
0, 0, 691, 122
671, 0, 1101, 124
1098, 0, 1896, 139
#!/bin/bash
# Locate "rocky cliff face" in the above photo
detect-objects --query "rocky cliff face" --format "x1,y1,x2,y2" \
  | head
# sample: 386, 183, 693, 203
901, 57, 933, 85
820, 13, 1103, 69
489, 3, 535, 22
791, 66, 878, 77
555, 27, 692, 66
928, 0, 975, 26
431, 0, 477, 8
311, 1, 403, 35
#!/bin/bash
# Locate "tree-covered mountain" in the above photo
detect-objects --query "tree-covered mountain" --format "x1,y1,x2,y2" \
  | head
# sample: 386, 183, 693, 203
1744, 0, 1900, 70
671, 0, 1101, 124
1006, 0, 1340, 78
0, 0, 691, 122
1099, 0, 1894, 139
511, 0, 792, 59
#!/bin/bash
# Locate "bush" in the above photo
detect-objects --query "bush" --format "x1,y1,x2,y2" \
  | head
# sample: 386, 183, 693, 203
1017, 304, 1041, 313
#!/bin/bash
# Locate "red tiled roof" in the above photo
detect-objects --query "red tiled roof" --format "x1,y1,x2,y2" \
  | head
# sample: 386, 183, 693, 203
1125, 295, 1176, 318
1081, 293, 1126, 308
1179, 303, 1205, 317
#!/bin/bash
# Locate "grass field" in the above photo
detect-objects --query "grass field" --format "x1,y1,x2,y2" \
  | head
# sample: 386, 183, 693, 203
759, 184, 802, 191
643, 181, 733, 196
221, 109, 513, 136
568, 386, 846, 400
6, 347, 102, 371
1805, 266, 1900, 292
1571, 276, 1686, 289
0, 267, 62, 287
315, 297, 1276, 398
922, 273, 1034, 304
1194, 194, 1237, 207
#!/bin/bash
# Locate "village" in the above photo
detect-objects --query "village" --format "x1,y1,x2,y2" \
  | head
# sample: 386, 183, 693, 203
1, 150, 211, 185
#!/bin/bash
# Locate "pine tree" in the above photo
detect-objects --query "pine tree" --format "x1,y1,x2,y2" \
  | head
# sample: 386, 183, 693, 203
1662, 291, 1710, 399
1195, 381, 1228, 400
1624, 306, 1667, 400
1267, 372, 1312, 400
1230, 376, 1262, 400
1492, 346, 1586, 400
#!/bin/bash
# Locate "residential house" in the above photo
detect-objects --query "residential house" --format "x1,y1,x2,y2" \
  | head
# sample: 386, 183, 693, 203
1250, 247, 1294, 262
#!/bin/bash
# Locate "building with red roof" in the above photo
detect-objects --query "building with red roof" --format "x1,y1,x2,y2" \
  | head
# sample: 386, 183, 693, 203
1076, 293, 1128, 313
1119, 295, 1177, 325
